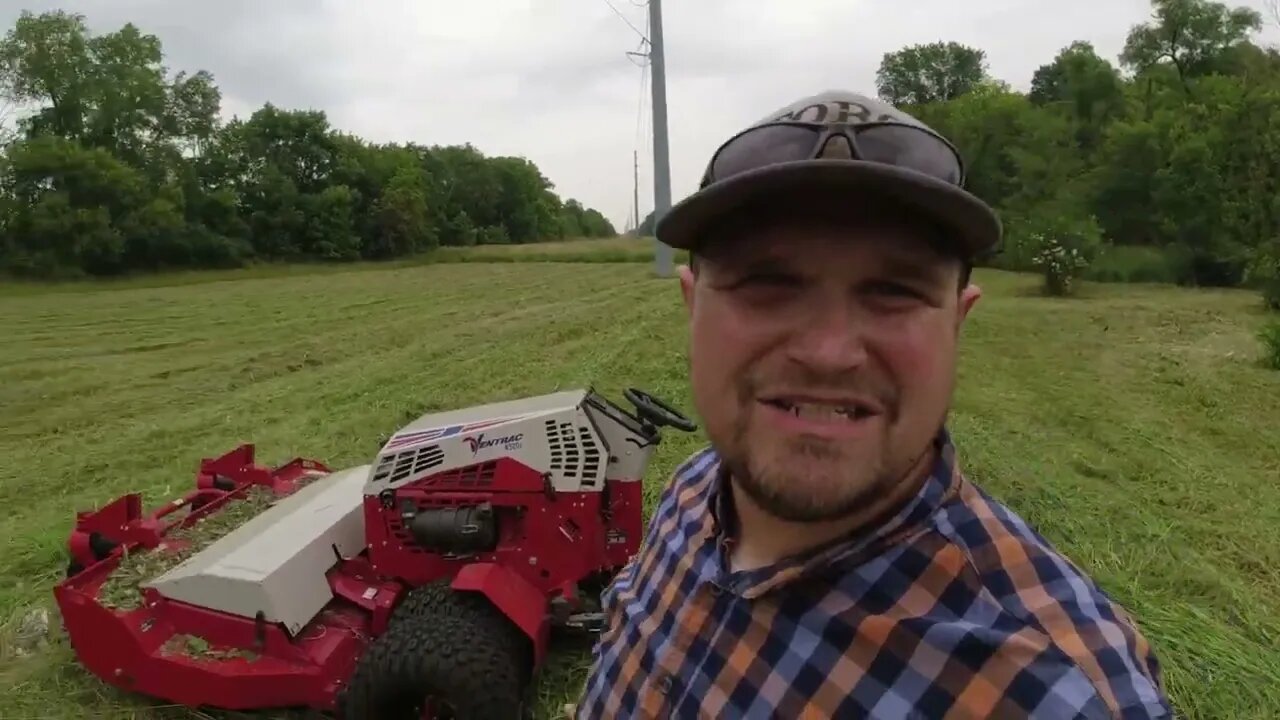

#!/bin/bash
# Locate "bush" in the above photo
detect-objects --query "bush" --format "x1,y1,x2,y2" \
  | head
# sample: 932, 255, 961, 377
999, 203, 1103, 294
1085, 244, 1188, 284
187, 226, 252, 269
1264, 280, 1280, 312
1258, 318, 1280, 370
1032, 233, 1091, 295
1176, 238, 1252, 287
441, 211, 478, 247
1245, 244, 1280, 311
479, 225, 510, 245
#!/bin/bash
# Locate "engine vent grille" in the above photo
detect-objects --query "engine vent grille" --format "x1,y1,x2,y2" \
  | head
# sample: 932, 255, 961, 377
546, 419, 604, 488
387, 462, 498, 553
373, 444, 445, 485
425, 461, 498, 489
578, 424, 603, 487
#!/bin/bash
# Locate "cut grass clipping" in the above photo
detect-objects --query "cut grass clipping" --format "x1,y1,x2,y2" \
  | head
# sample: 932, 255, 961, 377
162, 633, 260, 663
97, 479, 320, 612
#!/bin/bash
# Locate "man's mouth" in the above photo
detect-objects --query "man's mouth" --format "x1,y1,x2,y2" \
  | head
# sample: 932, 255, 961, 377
759, 395, 882, 422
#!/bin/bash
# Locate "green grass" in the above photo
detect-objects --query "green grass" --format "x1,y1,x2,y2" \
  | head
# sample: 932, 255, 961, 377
0, 235, 684, 298
0, 244, 1278, 719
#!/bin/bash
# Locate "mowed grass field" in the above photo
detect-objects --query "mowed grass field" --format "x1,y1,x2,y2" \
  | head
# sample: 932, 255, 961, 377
1, 238, 1279, 719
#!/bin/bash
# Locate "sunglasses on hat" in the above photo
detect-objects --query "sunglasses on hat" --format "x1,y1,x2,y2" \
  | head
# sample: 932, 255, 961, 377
702, 119, 967, 190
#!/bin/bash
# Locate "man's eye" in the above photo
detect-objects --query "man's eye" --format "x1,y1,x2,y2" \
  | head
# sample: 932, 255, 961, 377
867, 281, 925, 300
738, 272, 796, 287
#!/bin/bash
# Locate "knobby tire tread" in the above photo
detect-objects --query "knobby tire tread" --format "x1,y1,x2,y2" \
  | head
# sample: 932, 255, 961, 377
390, 579, 533, 667
339, 582, 531, 720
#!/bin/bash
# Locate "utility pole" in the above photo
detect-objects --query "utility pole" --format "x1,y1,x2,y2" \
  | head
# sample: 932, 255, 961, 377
647, 0, 674, 277
633, 150, 640, 236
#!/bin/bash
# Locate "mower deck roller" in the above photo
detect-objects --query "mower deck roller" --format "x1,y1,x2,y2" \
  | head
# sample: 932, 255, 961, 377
54, 386, 697, 718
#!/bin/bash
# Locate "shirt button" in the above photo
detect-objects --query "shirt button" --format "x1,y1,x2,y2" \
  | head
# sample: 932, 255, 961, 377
659, 674, 673, 694
708, 582, 722, 596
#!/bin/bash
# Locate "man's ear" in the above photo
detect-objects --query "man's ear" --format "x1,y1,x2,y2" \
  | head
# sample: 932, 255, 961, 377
678, 263, 696, 315
956, 283, 981, 330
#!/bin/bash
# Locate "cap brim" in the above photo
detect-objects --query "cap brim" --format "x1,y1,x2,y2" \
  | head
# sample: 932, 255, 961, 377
655, 160, 1002, 260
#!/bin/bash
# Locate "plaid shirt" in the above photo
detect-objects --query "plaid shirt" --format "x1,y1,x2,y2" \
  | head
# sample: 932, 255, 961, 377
575, 429, 1172, 719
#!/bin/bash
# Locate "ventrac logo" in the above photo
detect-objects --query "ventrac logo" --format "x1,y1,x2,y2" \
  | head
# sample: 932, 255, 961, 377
464, 432, 523, 455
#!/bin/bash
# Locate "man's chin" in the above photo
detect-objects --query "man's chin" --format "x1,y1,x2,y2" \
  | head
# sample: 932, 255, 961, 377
728, 445, 888, 523
749, 430, 881, 472
733, 467, 880, 523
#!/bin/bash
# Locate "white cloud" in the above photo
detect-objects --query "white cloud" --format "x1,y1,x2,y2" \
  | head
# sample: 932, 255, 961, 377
4, 0, 1279, 230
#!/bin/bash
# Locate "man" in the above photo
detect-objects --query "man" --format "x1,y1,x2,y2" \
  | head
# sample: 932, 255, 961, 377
573, 90, 1173, 719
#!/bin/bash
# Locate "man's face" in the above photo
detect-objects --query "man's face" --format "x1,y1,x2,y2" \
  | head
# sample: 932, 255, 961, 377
678, 214, 981, 523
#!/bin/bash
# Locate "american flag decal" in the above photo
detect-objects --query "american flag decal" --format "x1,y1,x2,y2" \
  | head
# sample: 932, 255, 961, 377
383, 415, 527, 451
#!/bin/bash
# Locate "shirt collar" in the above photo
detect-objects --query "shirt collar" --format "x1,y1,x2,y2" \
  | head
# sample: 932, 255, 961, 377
702, 426, 964, 597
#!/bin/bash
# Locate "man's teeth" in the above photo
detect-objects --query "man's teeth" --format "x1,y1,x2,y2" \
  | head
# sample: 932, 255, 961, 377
780, 401, 864, 420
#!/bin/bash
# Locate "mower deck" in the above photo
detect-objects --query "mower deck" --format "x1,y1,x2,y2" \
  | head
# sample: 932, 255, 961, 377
146, 463, 371, 635
53, 446, 402, 713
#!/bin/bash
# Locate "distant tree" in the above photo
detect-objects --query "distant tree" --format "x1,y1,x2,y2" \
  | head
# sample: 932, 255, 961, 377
1121, 0, 1262, 96
876, 42, 988, 106
1029, 41, 1126, 150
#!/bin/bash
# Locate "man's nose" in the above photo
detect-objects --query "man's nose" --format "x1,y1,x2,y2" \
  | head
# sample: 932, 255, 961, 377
784, 300, 869, 373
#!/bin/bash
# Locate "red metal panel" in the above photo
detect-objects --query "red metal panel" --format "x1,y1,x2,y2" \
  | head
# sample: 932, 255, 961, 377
451, 562, 552, 664
53, 557, 383, 712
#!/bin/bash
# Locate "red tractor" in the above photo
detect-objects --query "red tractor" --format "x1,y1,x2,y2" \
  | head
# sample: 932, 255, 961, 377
54, 386, 697, 718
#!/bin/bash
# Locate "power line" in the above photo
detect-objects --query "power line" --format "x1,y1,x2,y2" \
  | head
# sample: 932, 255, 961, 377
641, 7, 651, 147
632, 50, 649, 233
602, 0, 649, 43
632, 46, 648, 157
625, 6, 650, 235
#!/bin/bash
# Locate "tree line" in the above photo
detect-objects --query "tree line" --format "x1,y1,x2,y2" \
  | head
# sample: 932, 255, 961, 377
0, 11, 616, 279
876, 0, 1280, 305
884, 0, 1280, 304
639, 0, 1279, 305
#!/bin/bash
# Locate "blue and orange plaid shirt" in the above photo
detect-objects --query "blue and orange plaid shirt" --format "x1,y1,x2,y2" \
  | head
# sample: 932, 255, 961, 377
575, 429, 1173, 718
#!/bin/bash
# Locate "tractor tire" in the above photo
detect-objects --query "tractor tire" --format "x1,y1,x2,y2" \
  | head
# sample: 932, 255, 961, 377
338, 611, 529, 720
390, 579, 491, 626
386, 576, 481, 622
390, 579, 533, 669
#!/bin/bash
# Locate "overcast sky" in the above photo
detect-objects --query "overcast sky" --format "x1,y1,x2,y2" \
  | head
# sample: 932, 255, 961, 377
3, 0, 1278, 231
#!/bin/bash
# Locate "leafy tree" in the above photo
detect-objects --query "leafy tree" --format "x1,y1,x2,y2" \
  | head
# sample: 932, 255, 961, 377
300, 184, 361, 260
1121, 0, 1263, 96
1029, 41, 1126, 150
876, 42, 989, 106
368, 166, 436, 258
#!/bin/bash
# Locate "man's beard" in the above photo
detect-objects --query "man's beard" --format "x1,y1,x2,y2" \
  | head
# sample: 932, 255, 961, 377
721, 422, 902, 523
714, 368, 908, 524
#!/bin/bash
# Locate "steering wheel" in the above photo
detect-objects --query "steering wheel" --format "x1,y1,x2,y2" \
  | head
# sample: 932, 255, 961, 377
624, 387, 698, 433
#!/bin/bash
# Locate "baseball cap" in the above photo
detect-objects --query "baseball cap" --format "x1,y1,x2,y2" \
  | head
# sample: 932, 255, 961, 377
656, 89, 1002, 260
